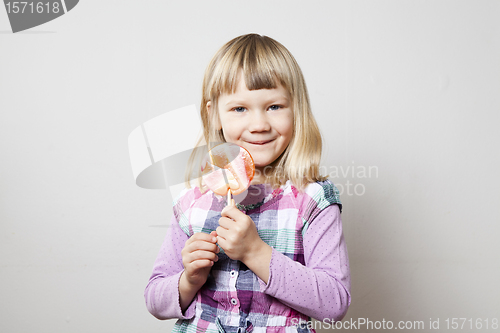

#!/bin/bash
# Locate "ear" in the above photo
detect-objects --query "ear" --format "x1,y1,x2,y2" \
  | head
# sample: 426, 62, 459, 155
207, 101, 222, 130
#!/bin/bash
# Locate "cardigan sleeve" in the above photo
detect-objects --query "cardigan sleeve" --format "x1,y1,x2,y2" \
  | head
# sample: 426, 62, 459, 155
144, 214, 197, 320
259, 188, 351, 321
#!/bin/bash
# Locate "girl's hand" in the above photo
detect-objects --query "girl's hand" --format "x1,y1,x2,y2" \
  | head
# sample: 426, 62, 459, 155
180, 231, 219, 288
216, 202, 266, 263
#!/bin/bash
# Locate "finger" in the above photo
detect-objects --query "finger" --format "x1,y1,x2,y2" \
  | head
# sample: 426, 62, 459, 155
216, 237, 231, 253
221, 205, 244, 219
186, 249, 219, 263
194, 232, 217, 242
209, 231, 220, 253
218, 216, 235, 229
199, 232, 218, 243
187, 232, 217, 244
189, 259, 214, 269
187, 240, 220, 254
215, 226, 229, 240
184, 237, 219, 255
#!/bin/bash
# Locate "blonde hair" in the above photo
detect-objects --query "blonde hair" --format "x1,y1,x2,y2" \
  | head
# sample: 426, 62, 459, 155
185, 33, 326, 192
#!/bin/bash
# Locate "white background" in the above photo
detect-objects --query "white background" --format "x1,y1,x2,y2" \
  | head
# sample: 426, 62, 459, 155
1, 1, 499, 332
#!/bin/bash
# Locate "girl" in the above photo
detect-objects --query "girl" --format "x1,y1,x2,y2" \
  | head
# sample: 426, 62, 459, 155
145, 34, 351, 333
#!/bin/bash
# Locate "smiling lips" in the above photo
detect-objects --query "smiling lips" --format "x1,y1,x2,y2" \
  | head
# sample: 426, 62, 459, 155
247, 139, 274, 145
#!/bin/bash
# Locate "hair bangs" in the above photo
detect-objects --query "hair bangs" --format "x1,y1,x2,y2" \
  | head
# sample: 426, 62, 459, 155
209, 35, 292, 97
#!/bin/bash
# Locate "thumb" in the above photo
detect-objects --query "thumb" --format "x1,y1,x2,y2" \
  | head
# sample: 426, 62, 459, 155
221, 204, 242, 219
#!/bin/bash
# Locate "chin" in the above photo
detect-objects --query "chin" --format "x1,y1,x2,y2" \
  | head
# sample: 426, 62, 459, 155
255, 162, 275, 171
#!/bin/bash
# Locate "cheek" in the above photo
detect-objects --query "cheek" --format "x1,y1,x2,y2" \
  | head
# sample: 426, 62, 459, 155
276, 116, 294, 138
220, 122, 239, 141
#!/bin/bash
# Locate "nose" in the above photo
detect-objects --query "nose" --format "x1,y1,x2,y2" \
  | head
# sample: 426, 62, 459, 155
248, 110, 271, 132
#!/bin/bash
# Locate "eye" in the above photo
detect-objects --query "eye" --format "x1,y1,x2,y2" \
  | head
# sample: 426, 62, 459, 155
268, 105, 282, 111
232, 107, 246, 113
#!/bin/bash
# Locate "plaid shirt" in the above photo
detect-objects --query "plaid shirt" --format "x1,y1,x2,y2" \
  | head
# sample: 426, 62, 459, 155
145, 180, 350, 333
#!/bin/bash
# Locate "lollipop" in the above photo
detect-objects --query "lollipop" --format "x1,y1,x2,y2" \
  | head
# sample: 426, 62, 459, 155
201, 143, 255, 204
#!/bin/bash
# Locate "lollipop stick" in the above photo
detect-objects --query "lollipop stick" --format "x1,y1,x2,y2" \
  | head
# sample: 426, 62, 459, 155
227, 189, 232, 206
221, 168, 232, 206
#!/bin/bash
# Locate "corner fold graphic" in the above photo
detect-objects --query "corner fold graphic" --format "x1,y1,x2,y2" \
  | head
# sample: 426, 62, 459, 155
128, 105, 204, 198
4, 0, 80, 33
64, 0, 78, 12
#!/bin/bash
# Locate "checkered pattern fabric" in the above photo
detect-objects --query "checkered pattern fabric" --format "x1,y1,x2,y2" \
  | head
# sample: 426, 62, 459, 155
171, 180, 342, 333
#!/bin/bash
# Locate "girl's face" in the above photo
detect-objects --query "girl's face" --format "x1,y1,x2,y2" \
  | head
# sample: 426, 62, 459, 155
211, 75, 294, 183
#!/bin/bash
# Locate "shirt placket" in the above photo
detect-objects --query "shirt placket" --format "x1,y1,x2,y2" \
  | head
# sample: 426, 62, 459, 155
227, 263, 241, 327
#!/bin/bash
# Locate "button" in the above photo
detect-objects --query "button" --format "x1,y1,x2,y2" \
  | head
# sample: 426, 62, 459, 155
230, 298, 238, 305
230, 270, 236, 277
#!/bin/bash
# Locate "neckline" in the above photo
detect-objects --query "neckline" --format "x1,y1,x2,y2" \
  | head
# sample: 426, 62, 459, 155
235, 183, 283, 212
208, 180, 293, 211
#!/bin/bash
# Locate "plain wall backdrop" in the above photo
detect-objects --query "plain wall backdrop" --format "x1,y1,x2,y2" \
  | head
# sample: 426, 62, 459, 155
1, 1, 499, 332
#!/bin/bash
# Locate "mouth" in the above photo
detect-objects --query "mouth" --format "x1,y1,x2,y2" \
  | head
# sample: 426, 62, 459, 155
247, 139, 274, 145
